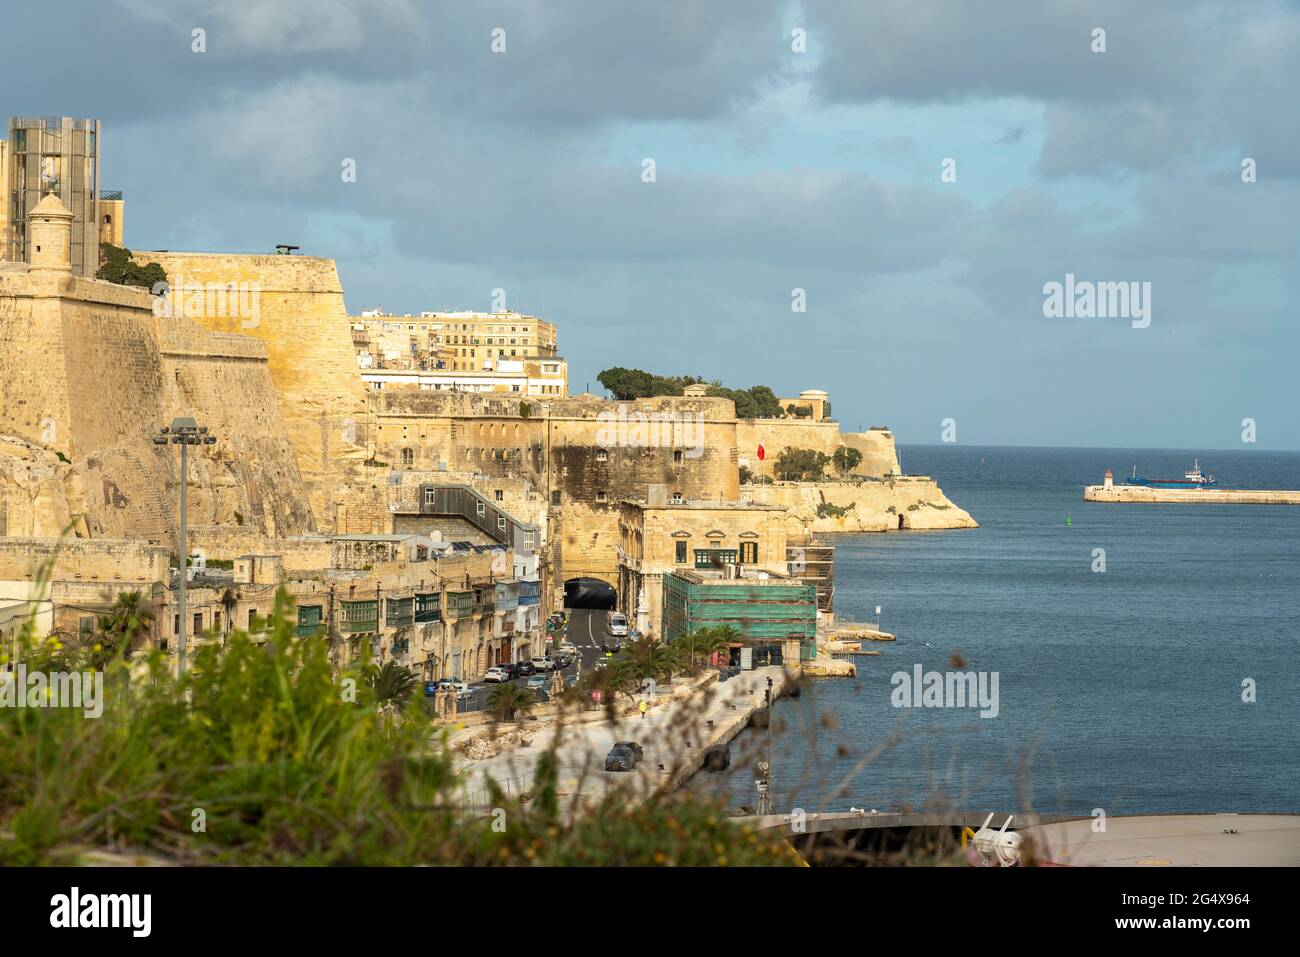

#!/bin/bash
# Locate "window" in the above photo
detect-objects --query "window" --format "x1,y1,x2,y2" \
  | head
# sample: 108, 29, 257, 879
400, 447, 414, 467
695, 548, 738, 568
494, 489, 504, 501
194, 612, 203, 635
670, 491, 684, 504
476, 501, 486, 517
596, 490, 607, 502
740, 541, 758, 564
248, 608, 257, 628
673, 449, 684, 464
551, 491, 561, 506
675, 541, 687, 563
524, 531, 535, 550
79, 616, 95, 639
498, 516, 507, 531
595, 449, 608, 462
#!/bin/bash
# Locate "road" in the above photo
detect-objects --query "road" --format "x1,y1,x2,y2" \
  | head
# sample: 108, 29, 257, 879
454, 661, 788, 815
449, 608, 612, 713
566, 606, 620, 673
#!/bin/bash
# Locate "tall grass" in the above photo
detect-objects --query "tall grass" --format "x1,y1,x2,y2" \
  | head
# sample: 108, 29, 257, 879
0, 588, 792, 866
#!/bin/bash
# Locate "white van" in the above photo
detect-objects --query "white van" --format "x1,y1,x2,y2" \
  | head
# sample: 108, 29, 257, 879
607, 611, 629, 638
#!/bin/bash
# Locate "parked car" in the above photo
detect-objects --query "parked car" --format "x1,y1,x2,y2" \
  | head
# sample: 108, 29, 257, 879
483, 666, 511, 684
513, 660, 536, 677
604, 743, 638, 772
495, 661, 518, 680
525, 674, 549, 693
559, 640, 578, 656
607, 611, 629, 638
613, 741, 644, 762
434, 677, 470, 695
530, 656, 556, 672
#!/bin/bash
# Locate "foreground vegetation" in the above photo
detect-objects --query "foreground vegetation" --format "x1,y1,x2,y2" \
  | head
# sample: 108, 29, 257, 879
0, 590, 792, 866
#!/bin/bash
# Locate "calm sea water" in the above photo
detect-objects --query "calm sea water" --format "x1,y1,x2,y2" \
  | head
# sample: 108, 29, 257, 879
690, 445, 1300, 816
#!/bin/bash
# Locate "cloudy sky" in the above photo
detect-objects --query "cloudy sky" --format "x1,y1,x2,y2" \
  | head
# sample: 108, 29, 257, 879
5, 1, 1299, 449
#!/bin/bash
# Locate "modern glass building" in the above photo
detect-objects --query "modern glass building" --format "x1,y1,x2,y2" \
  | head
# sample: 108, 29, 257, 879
5, 116, 102, 277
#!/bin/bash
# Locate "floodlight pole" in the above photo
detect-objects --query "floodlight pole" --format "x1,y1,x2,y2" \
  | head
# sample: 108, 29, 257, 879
156, 418, 217, 676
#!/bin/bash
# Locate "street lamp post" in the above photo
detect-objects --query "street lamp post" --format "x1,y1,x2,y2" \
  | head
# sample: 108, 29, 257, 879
154, 417, 217, 677
766, 675, 774, 811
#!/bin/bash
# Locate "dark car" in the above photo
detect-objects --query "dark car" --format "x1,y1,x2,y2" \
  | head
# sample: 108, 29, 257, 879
604, 744, 638, 772
513, 660, 536, 677
495, 661, 518, 680
613, 741, 644, 762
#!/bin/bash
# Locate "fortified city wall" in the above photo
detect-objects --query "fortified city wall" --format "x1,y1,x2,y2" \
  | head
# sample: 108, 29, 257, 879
0, 253, 312, 542
135, 251, 370, 529
742, 477, 977, 533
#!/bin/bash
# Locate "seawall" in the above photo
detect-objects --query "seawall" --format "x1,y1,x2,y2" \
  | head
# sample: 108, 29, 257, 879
1084, 485, 1300, 505
743, 477, 978, 532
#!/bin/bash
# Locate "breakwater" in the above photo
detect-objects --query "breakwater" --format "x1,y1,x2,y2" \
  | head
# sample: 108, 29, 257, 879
1084, 484, 1300, 504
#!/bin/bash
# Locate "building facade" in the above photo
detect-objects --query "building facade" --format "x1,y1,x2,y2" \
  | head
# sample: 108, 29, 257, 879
616, 498, 792, 638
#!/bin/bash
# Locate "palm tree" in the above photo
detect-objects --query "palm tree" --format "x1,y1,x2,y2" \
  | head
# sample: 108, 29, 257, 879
91, 590, 154, 665
371, 660, 417, 708
678, 626, 732, 674
487, 683, 537, 722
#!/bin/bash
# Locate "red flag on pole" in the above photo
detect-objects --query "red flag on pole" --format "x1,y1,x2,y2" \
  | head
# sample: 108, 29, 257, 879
757, 444, 766, 461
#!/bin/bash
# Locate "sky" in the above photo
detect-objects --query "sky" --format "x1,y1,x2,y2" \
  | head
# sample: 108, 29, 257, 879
4, 0, 1299, 450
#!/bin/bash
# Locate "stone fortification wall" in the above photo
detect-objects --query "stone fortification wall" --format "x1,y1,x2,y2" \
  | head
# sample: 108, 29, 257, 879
743, 477, 977, 533
136, 251, 370, 528
0, 266, 313, 541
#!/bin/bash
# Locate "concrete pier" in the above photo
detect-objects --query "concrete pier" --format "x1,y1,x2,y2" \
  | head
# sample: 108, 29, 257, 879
1084, 484, 1300, 505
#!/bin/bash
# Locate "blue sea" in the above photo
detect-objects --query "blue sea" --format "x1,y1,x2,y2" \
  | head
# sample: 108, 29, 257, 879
690, 446, 1300, 816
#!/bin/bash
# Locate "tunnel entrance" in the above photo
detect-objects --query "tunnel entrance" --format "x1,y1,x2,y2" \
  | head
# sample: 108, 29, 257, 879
563, 577, 617, 610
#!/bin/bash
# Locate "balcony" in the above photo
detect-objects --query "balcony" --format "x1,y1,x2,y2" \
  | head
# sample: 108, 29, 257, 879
415, 593, 441, 623
445, 591, 472, 619
518, 580, 541, 607
296, 605, 324, 637
386, 597, 414, 628
340, 600, 378, 633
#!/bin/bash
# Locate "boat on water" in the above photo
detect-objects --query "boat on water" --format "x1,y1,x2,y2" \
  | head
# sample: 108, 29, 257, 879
1124, 459, 1217, 489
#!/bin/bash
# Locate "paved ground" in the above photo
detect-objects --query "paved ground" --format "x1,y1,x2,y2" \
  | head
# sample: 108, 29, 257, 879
454, 662, 786, 814
1022, 813, 1300, 866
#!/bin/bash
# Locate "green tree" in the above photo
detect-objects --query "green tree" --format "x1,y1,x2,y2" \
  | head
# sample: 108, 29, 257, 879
487, 683, 537, 722
833, 445, 863, 475
774, 448, 830, 481
96, 244, 168, 290
89, 590, 154, 667
371, 660, 418, 708
676, 626, 732, 674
